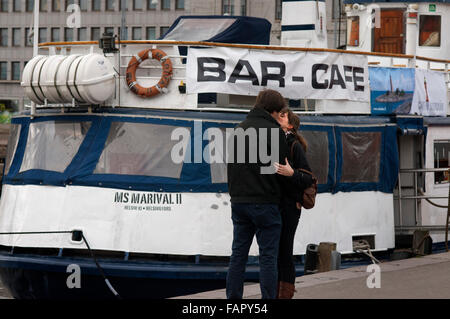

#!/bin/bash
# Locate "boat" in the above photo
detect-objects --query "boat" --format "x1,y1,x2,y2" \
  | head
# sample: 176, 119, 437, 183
0, 1, 448, 299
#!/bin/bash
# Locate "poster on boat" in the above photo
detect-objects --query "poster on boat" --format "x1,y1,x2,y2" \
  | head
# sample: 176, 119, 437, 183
186, 47, 369, 102
369, 67, 447, 116
369, 67, 415, 115
410, 69, 448, 117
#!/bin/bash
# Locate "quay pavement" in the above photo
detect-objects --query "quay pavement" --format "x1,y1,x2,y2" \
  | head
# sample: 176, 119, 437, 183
174, 251, 450, 299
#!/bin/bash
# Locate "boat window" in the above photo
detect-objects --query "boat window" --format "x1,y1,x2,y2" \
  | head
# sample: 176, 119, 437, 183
434, 140, 449, 184
94, 122, 188, 179
161, 18, 235, 41
20, 121, 91, 173
302, 130, 329, 184
207, 127, 232, 184
341, 131, 381, 183
419, 15, 441, 47
347, 16, 359, 47
4, 124, 20, 176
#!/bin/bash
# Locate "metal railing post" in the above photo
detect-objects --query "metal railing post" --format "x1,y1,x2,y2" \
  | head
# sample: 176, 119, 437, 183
446, 168, 450, 252
414, 171, 418, 225
398, 172, 403, 228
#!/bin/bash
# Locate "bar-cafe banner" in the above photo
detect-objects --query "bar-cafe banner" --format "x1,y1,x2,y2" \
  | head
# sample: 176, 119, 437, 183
369, 67, 447, 116
186, 47, 369, 102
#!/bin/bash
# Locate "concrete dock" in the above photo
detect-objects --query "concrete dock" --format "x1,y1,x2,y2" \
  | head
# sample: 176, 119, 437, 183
174, 251, 450, 299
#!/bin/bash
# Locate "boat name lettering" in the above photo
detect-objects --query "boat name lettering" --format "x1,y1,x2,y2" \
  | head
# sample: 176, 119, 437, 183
114, 192, 182, 205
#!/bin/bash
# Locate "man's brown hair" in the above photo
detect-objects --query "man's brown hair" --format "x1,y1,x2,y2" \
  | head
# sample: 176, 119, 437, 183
254, 89, 286, 114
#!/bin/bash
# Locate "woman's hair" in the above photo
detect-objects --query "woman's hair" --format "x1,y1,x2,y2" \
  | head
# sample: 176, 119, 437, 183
281, 107, 308, 152
254, 89, 287, 114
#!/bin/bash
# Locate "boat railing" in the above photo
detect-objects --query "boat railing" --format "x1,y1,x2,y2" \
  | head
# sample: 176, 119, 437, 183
34, 40, 450, 113
38, 41, 450, 78
38, 40, 450, 62
395, 167, 450, 251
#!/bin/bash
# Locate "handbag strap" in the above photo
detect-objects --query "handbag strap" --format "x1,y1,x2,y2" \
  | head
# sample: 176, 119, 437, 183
297, 168, 313, 175
297, 168, 318, 183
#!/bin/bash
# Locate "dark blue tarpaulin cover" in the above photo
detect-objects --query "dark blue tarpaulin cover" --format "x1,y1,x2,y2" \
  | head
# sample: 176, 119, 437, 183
4, 109, 401, 195
395, 116, 426, 135
160, 15, 271, 45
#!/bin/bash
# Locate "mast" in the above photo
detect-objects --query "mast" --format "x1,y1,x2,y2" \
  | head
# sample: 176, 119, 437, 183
31, 0, 40, 117
121, 0, 126, 40
33, 0, 40, 57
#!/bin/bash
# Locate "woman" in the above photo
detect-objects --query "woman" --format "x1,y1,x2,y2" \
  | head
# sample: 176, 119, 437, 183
274, 108, 314, 299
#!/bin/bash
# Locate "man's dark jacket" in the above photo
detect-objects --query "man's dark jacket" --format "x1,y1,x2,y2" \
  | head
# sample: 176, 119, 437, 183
227, 107, 288, 204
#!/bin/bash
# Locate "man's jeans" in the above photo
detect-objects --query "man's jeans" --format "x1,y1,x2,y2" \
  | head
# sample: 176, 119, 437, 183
226, 203, 282, 299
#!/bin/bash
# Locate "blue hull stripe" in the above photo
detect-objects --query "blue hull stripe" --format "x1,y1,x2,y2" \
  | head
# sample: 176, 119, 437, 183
281, 24, 316, 31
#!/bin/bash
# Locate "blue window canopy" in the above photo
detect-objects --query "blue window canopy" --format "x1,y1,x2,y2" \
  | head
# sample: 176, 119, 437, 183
334, 125, 399, 193
4, 109, 401, 195
5, 113, 235, 193
300, 124, 336, 193
5, 115, 102, 187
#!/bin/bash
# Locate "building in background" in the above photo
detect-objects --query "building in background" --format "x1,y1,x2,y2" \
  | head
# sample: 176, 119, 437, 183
0, 0, 345, 111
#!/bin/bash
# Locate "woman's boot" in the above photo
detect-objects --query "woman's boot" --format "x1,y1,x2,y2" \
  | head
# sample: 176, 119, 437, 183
277, 281, 296, 299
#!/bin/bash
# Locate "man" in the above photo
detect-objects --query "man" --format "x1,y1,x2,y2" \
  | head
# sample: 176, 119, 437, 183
226, 89, 289, 299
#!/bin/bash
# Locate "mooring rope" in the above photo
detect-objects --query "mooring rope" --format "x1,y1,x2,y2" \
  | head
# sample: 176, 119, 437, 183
0, 230, 121, 299
353, 239, 380, 264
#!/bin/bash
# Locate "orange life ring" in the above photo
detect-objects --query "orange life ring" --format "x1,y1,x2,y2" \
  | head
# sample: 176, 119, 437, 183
126, 48, 173, 97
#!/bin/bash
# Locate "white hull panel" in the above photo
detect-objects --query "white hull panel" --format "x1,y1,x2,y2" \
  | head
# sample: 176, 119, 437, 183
0, 185, 395, 255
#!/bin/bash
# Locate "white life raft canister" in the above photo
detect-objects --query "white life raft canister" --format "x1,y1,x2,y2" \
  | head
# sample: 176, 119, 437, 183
21, 53, 116, 105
